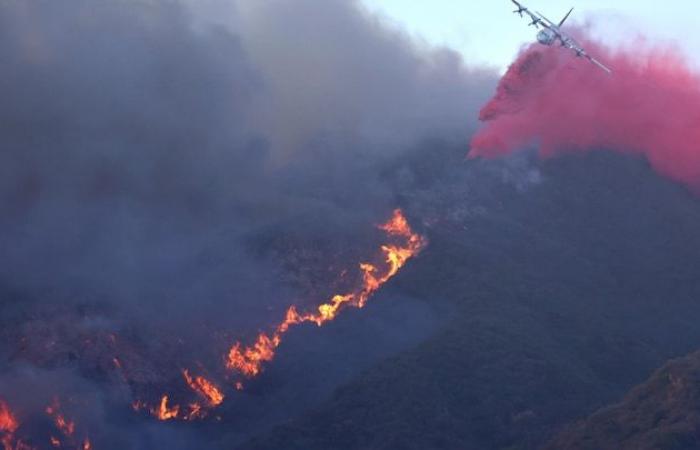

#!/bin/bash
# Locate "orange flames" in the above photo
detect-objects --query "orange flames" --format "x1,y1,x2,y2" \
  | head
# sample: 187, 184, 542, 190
134, 395, 188, 421
2, 397, 91, 450
44, 398, 91, 450
182, 370, 224, 407
10, 209, 426, 442
0, 399, 19, 450
46, 399, 75, 438
133, 371, 224, 422
148, 396, 180, 421
0, 399, 37, 450
226, 209, 426, 379
0, 401, 18, 435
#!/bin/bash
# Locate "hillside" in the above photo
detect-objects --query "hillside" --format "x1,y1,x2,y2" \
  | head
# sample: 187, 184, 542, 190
545, 351, 700, 450
238, 151, 700, 450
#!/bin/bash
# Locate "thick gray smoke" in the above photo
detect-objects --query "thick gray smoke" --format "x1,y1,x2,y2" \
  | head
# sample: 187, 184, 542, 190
0, 0, 493, 316
0, 0, 496, 448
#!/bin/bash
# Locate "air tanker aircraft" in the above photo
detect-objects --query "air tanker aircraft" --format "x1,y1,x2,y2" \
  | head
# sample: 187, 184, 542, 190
511, 0, 612, 74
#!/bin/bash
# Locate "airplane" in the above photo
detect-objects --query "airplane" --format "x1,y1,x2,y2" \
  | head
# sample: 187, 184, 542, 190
511, 0, 612, 74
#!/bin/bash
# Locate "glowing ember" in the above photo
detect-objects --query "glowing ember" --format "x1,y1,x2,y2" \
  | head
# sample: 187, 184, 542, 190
0, 399, 19, 450
135, 393, 220, 422
0, 400, 18, 435
184, 403, 204, 421
46, 399, 75, 437
14, 441, 35, 450
226, 209, 426, 378
154, 396, 179, 421
134, 396, 182, 421
182, 370, 224, 407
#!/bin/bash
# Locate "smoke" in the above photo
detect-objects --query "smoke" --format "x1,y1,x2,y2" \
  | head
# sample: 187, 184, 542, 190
233, 0, 491, 161
0, 0, 496, 447
0, 0, 493, 320
470, 32, 700, 191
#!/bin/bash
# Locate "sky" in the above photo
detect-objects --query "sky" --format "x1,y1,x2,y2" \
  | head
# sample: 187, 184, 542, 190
360, 0, 700, 71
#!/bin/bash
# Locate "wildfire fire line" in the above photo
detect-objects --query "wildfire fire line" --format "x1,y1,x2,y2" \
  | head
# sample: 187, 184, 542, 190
225, 209, 427, 379
132, 369, 227, 422
1, 209, 427, 445
135, 209, 426, 423
0, 397, 92, 450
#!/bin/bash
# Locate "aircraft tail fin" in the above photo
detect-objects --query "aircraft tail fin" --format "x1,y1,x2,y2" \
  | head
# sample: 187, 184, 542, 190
558, 7, 573, 27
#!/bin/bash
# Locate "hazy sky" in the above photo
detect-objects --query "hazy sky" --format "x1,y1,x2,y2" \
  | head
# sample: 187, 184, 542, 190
361, 1, 700, 71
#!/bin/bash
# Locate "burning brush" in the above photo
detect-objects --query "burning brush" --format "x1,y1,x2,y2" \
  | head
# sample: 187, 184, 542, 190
2, 209, 427, 447
132, 209, 426, 422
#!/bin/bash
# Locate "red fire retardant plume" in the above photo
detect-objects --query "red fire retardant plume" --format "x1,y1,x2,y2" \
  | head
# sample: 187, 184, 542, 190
469, 33, 700, 191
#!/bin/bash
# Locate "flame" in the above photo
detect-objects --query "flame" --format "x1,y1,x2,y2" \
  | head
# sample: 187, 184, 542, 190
133, 395, 184, 422
154, 396, 179, 421
45, 399, 75, 437
0, 400, 18, 435
135, 395, 208, 422
0, 399, 19, 450
226, 209, 426, 378
133, 372, 224, 422
182, 370, 224, 407
131, 400, 146, 412
2, 397, 90, 450
43, 398, 92, 449
184, 403, 204, 421
4, 209, 426, 441
0, 399, 40, 450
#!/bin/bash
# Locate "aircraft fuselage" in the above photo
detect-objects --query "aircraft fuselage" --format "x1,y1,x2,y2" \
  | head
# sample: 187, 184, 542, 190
536, 29, 557, 45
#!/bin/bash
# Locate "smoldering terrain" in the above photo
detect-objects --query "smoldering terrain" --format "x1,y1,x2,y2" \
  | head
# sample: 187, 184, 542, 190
0, 0, 495, 448
4, 1, 700, 450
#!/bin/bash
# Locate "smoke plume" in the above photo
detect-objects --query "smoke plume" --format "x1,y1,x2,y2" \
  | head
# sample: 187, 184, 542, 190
0, 0, 496, 448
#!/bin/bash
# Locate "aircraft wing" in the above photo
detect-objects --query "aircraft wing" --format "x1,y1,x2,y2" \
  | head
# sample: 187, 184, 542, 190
512, 1, 612, 74
511, 0, 550, 29
534, 11, 559, 29
587, 56, 613, 74
560, 32, 613, 74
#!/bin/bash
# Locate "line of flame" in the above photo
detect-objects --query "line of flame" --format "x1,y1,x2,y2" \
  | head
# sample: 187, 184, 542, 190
133, 368, 224, 422
182, 370, 225, 407
1, 397, 91, 450
75, 209, 426, 429
226, 209, 426, 378
139, 396, 180, 421
45, 398, 92, 450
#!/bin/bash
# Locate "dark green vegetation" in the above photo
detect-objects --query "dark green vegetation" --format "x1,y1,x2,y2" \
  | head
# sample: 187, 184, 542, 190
546, 351, 700, 450
240, 151, 700, 450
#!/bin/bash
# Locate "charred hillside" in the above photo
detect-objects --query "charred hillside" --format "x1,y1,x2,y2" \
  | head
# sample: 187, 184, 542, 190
240, 151, 700, 450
